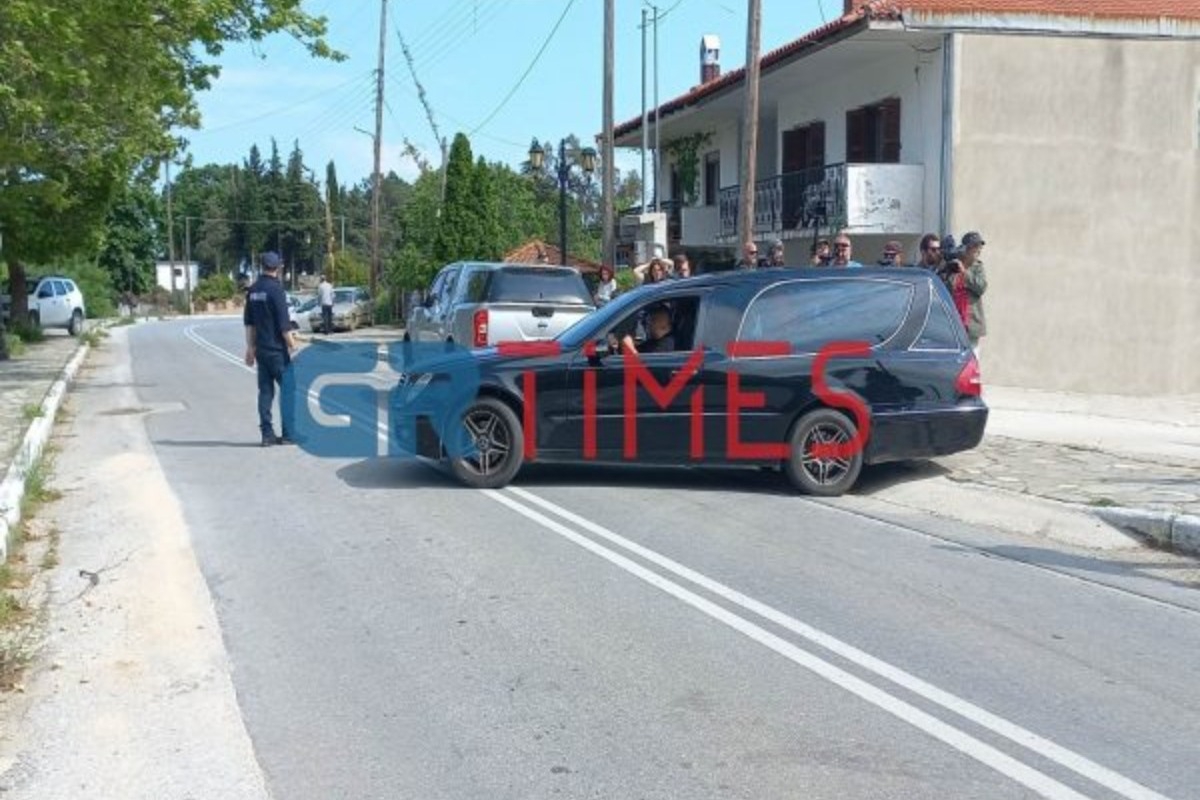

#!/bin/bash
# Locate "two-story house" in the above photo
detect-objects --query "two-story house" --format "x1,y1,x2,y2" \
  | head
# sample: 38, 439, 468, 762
610, 0, 1200, 395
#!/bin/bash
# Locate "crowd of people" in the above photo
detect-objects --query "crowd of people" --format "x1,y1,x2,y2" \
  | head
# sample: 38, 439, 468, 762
593, 228, 988, 358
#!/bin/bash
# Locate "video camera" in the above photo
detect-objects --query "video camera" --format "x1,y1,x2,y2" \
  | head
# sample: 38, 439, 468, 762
941, 234, 965, 264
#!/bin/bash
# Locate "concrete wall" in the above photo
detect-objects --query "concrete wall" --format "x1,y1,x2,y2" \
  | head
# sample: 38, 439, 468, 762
952, 34, 1200, 395
775, 42, 946, 235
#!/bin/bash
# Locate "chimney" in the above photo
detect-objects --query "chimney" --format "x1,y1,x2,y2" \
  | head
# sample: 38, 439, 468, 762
700, 35, 720, 84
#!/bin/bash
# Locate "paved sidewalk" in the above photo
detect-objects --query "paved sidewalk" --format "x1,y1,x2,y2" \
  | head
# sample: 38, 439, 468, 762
0, 333, 86, 480
928, 386, 1200, 553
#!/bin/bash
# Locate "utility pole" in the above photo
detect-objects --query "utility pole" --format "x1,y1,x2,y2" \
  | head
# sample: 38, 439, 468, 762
184, 216, 193, 315
738, 0, 763, 251
324, 183, 337, 283
166, 159, 177, 298
653, 4, 660, 213
602, 0, 616, 268
370, 0, 388, 298
640, 7, 648, 212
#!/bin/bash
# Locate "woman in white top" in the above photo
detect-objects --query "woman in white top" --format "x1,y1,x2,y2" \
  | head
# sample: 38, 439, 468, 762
594, 265, 618, 306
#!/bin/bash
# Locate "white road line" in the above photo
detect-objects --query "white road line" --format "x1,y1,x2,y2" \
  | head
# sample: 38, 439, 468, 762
504, 484, 1171, 800
182, 321, 1173, 800
185, 324, 394, 454
504, 486, 1173, 800
484, 489, 1097, 800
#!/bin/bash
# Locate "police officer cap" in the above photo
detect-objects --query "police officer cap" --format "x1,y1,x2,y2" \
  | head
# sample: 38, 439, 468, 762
261, 251, 282, 270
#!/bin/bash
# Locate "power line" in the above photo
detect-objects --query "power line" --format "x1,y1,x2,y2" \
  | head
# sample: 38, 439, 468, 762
383, 70, 526, 151
470, 0, 578, 137
192, 71, 375, 136
396, 24, 445, 155
655, 0, 687, 21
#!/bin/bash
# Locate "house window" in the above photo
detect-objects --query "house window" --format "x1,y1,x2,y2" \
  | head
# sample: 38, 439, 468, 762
846, 97, 901, 163
704, 152, 720, 206
783, 121, 825, 175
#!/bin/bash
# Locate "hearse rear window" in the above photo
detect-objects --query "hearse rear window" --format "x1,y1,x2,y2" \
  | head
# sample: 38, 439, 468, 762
914, 290, 963, 350
738, 278, 913, 353
490, 269, 591, 305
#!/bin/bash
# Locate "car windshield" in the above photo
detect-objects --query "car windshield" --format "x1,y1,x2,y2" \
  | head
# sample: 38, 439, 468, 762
490, 268, 591, 305
333, 289, 357, 304
556, 284, 655, 348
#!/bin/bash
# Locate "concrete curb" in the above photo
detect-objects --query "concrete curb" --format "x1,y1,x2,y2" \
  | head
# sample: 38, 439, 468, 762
1092, 506, 1200, 558
857, 475, 1147, 551
0, 339, 90, 563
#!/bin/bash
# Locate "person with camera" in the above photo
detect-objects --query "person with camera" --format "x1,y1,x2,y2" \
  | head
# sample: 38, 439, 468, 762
939, 232, 988, 357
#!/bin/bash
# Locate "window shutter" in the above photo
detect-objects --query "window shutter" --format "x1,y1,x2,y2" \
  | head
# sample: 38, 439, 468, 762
806, 121, 826, 170
880, 97, 901, 163
782, 128, 806, 174
846, 108, 867, 163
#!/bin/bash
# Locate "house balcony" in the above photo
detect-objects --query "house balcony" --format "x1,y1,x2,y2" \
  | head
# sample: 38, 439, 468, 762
717, 163, 925, 243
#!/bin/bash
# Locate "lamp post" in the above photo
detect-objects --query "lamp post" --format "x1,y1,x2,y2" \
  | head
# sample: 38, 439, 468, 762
529, 138, 597, 266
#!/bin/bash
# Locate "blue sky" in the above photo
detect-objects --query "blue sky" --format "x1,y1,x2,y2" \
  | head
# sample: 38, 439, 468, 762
182, 0, 830, 190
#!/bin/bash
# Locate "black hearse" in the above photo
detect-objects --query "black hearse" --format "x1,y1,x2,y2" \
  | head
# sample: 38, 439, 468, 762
392, 267, 987, 496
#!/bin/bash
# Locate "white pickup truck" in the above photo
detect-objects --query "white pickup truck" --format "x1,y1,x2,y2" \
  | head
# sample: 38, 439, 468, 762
1, 275, 87, 335
406, 263, 595, 348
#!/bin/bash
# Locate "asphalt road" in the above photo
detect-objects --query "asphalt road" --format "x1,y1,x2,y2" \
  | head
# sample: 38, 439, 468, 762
132, 318, 1200, 800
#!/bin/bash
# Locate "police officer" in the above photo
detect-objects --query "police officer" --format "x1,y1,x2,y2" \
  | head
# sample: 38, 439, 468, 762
243, 251, 298, 446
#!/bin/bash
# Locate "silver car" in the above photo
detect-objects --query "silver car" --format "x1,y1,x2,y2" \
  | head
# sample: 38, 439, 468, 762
405, 262, 595, 348
307, 286, 375, 332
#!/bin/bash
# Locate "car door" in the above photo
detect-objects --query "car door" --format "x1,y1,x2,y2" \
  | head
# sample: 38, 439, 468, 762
560, 292, 710, 463
42, 281, 69, 326
411, 269, 448, 341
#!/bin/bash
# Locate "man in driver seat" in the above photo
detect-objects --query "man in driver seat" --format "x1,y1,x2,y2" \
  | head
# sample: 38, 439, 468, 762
631, 304, 675, 354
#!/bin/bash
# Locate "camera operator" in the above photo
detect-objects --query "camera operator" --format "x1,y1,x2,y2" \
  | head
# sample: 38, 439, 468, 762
938, 232, 988, 357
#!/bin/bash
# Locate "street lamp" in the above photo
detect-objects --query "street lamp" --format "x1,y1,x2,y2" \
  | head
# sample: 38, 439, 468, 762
529, 137, 597, 266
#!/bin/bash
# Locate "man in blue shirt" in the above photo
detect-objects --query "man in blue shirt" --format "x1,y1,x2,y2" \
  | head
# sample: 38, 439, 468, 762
243, 252, 298, 446
831, 232, 862, 268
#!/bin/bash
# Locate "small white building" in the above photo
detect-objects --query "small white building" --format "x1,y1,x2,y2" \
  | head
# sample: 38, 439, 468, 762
154, 261, 200, 293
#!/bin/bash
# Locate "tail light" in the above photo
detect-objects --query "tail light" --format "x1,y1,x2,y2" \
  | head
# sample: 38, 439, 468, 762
955, 353, 982, 397
472, 308, 489, 348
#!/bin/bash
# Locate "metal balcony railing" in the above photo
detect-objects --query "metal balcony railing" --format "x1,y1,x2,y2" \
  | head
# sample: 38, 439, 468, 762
718, 164, 848, 240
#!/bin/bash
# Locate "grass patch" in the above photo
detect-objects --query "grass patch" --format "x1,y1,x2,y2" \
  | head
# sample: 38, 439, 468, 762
1, 454, 60, 691
80, 327, 108, 347
22, 403, 44, 422
40, 541, 59, 570
20, 451, 61, 518
12, 321, 45, 344
111, 316, 137, 327
1087, 497, 1119, 508
4, 334, 26, 358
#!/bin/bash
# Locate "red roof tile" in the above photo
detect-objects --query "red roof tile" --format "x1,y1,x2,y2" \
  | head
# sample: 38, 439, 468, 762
503, 239, 602, 273
614, 0, 1200, 140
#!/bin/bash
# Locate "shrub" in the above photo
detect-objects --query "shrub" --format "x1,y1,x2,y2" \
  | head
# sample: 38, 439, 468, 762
55, 257, 117, 318
11, 321, 45, 343
195, 274, 237, 304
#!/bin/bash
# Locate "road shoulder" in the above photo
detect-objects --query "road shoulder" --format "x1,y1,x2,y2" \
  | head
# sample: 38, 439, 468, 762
0, 326, 270, 799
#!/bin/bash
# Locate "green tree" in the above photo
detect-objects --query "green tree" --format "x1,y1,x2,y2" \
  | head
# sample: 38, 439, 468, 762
98, 178, 162, 299
473, 157, 502, 261
0, 0, 339, 357
435, 133, 481, 264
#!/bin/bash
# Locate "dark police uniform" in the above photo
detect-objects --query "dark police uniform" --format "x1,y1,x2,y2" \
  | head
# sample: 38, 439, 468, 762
243, 260, 295, 445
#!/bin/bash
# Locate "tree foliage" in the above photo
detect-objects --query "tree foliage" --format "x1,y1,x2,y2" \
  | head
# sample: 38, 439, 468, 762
0, 0, 338, 354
